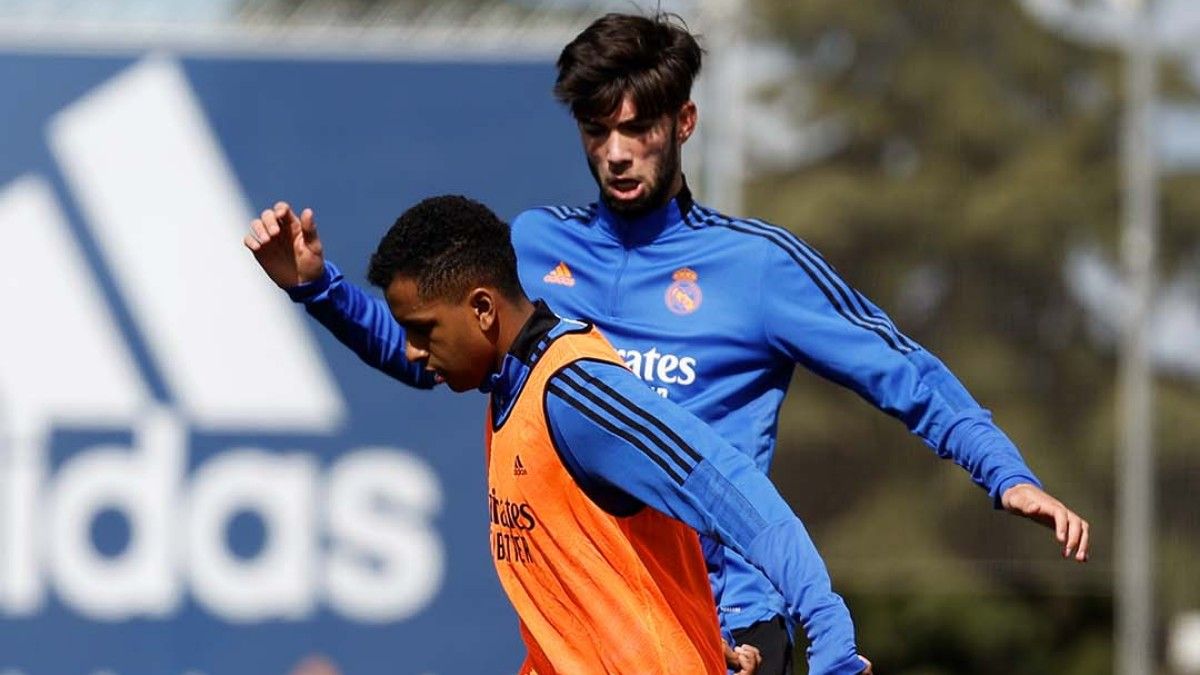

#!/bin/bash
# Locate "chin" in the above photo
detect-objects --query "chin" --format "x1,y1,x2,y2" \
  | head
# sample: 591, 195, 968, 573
444, 372, 487, 393
604, 192, 651, 216
604, 184, 669, 216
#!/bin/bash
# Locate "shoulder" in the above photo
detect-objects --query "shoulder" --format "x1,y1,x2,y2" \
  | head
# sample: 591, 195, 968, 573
683, 203, 824, 267
511, 204, 598, 254
542, 347, 635, 389
540, 327, 621, 379
512, 203, 597, 230
691, 201, 820, 257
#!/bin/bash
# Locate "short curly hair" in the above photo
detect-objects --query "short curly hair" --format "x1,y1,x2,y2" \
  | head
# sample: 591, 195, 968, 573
366, 195, 524, 302
554, 12, 703, 122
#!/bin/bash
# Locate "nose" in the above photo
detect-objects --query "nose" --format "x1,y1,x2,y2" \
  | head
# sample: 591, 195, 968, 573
405, 340, 429, 363
603, 132, 632, 167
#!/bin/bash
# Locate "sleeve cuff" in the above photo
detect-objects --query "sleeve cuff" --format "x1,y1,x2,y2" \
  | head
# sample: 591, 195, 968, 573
828, 654, 870, 675
285, 261, 340, 303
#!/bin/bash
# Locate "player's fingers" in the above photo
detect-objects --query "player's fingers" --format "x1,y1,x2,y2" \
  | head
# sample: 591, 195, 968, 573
275, 201, 301, 233
243, 233, 261, 251
1075, 518, 1091, 562
739, 645, 762, 668
261, 208, 281, 236
301, 207, 317, 235
858, 655, 873, 674
1063, 511, 1082, 558
728, 644, 760, 675
1053, 505, 1067, 543
250, 218, 270, 244
723, 642, 738, 667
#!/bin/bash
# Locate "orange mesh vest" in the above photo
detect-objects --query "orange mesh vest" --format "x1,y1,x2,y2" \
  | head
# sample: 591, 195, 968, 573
486, 325, 725, 675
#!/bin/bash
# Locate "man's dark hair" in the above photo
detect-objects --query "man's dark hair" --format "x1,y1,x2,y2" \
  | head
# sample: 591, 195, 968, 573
366, 195, 524, 301
554, 13, 702, 121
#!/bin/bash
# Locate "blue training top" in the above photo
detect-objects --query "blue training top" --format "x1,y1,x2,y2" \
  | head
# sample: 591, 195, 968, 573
510, 184, 1042, 634
286, 181, 1041, 641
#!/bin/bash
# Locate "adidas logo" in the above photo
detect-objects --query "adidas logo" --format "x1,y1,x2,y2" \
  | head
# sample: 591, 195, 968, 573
513, 455, 528, 476
543, 261, 576, 287
0, 56, 446, 628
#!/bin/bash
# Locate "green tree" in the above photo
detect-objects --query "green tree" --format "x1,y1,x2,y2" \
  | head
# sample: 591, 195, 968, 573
748, 1, 1200, 672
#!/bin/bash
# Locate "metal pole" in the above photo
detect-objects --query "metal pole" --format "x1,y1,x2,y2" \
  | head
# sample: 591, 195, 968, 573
1116, 0, 1158, 673
698, 0, 745, 215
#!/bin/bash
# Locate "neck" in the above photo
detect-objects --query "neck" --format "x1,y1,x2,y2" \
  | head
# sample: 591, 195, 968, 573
666, 170, 683, 203
494, 296, 536, 370
647, 169, 687, 215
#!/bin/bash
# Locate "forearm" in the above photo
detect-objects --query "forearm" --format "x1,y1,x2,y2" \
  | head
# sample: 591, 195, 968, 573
745, 520, 863, 675
939, 409, 1041, 505
810, 343, 1040, 503
545, 361, 861, 672
763, 244, 1039, 503
894, 352, 1040, 502
685, 462, 861, 674
287, 261, 436, 388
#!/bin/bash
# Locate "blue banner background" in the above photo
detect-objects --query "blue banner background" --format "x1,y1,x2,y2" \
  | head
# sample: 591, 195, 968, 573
0, 52, 595, 675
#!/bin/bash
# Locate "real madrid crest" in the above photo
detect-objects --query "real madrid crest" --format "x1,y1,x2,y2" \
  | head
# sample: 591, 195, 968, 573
664, 267, 702, 315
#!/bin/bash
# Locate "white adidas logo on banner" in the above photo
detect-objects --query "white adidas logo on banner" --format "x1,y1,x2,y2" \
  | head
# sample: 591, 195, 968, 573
0, 57, 444, 624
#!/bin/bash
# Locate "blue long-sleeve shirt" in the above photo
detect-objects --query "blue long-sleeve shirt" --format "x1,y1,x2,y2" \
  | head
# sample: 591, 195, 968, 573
485, 302, 863, 675
286, 181, 1041, 637
511, 186, 1042, 632
287, 261, 436, 388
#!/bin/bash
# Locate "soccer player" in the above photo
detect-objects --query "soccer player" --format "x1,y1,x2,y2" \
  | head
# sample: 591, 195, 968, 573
247, 194, 871, 675
247, 12, 1089, 674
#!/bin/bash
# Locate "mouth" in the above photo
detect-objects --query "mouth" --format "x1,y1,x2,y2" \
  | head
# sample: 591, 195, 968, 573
606, 178, 644, 201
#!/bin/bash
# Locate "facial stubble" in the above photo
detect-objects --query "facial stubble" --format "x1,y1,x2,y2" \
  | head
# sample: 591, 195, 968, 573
587, 120, 681, 218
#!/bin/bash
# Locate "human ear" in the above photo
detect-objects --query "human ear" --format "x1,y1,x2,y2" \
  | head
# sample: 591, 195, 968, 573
677, 101, 697, 144
469, 288, 496, 332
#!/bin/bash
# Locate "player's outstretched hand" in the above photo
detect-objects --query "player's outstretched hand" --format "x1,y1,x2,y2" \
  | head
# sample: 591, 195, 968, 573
723, 642, 762, 675
243, 201, 325, 289
1001, 483, 1090, 562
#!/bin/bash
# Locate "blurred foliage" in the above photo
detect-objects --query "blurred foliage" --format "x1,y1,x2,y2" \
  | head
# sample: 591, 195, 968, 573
749, 0, 1200, 672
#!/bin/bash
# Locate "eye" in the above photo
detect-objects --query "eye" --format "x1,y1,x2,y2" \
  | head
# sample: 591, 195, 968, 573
580, 122, 606, 137
405, 322, 432, 337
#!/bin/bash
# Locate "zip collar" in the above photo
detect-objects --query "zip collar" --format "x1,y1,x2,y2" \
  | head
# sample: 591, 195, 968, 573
594, 178, 695, 247
483, 300, 589, 430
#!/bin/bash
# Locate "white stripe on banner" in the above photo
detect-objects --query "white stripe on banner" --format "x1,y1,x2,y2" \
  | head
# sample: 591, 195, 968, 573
48, 56, 345, 432
0, 175, 150, 615
0, 174, 148, 427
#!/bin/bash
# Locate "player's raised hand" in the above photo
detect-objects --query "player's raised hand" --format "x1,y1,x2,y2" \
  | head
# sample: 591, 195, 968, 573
243, 201, 325, 289
1001, 483, 1090, 562
723, 642, 762, 675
